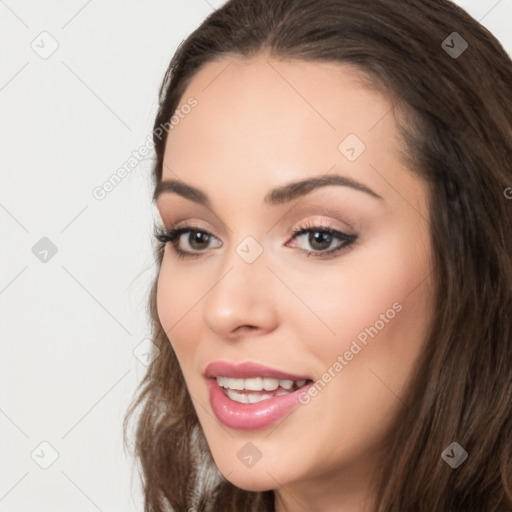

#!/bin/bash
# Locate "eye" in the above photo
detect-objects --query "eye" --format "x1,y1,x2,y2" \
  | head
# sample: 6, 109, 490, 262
287, 220, 357, 259
153, 220, 357, 260
153, 224, 222, 259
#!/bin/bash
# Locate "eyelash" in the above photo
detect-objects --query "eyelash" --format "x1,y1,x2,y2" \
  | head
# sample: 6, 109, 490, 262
153, 220, 357, 260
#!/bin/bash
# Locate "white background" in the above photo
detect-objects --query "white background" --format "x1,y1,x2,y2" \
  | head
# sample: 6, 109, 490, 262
1, 1, 511, 510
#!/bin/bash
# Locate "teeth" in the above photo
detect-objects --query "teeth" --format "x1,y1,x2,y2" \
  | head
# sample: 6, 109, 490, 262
216, 376, 308, 392
226, 389, 275, 404
262, 378, 279, 391
279, 379, 293, 390
244, 377, 263, 391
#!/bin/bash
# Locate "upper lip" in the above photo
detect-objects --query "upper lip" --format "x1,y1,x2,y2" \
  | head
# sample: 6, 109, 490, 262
204, 361, 312, 381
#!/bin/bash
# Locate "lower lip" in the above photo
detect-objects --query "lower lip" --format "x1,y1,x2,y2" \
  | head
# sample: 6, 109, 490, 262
206, 378, 312, 430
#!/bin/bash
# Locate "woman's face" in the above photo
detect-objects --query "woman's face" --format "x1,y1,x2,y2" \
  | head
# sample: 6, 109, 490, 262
155, 54, 434, 508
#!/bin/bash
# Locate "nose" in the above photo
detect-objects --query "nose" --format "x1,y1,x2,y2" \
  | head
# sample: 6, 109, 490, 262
202, 240, 279, 340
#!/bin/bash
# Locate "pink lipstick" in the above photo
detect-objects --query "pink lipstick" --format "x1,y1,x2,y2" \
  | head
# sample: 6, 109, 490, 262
204, 361, 314, 430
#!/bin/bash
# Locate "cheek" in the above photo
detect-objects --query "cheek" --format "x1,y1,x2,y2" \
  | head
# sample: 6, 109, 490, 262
290, 230, 433, 454
156, 255, 202, 361
294, 223, 433, 386
156, 259, 176, 335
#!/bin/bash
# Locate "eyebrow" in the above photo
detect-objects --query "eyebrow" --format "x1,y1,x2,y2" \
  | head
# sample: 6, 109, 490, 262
153, 174, 383, 206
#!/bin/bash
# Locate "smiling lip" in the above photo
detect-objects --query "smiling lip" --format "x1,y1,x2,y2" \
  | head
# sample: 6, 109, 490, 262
204, 361, 314, 430
203, 361, 312, 381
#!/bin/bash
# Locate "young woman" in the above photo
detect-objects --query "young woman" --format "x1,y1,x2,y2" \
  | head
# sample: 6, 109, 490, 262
124, 0, 512, 510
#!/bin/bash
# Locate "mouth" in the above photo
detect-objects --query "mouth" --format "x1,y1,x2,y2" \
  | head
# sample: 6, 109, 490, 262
214, 376, 313, 404
204, 361, 315, 429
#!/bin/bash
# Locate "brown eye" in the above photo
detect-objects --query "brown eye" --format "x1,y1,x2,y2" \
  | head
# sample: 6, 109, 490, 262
154, 225, 222, 258
187, 231, 212, 250
307, 230, 334, 251
289, 224, 357, 259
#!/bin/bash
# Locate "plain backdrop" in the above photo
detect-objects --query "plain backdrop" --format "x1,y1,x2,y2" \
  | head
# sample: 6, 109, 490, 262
1, 1, 511, 510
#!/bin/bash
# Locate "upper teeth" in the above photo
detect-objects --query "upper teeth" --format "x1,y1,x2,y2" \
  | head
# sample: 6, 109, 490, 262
216, 376, 306, 391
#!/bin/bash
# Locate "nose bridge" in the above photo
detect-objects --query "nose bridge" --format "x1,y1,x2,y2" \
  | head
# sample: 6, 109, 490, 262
202, 233, 277, 335
213, 233, 269, 306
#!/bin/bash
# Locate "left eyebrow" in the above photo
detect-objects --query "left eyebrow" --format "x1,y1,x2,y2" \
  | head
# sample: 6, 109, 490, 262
153, 173, 383, 206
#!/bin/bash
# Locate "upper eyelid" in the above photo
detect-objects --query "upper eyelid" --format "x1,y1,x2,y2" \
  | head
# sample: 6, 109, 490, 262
157, 200, 358, 229
169, 221, 346, 235
167, 214, 354, 235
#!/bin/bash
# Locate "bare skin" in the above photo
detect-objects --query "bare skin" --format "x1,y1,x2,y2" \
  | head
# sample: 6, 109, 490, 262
155, 53, 434, 512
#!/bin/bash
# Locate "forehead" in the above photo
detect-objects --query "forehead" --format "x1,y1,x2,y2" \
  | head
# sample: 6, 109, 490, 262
167, 54, 397, 144
160, 54, 416, 211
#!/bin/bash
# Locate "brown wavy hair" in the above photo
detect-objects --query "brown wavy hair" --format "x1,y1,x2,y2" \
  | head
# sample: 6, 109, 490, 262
123, 0, 512, 510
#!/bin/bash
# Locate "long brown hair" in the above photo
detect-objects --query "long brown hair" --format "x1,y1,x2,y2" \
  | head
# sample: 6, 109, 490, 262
123, 0, 512, 510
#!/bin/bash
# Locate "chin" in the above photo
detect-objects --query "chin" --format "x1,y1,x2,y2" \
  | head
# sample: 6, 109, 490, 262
222, 470, 279, 492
